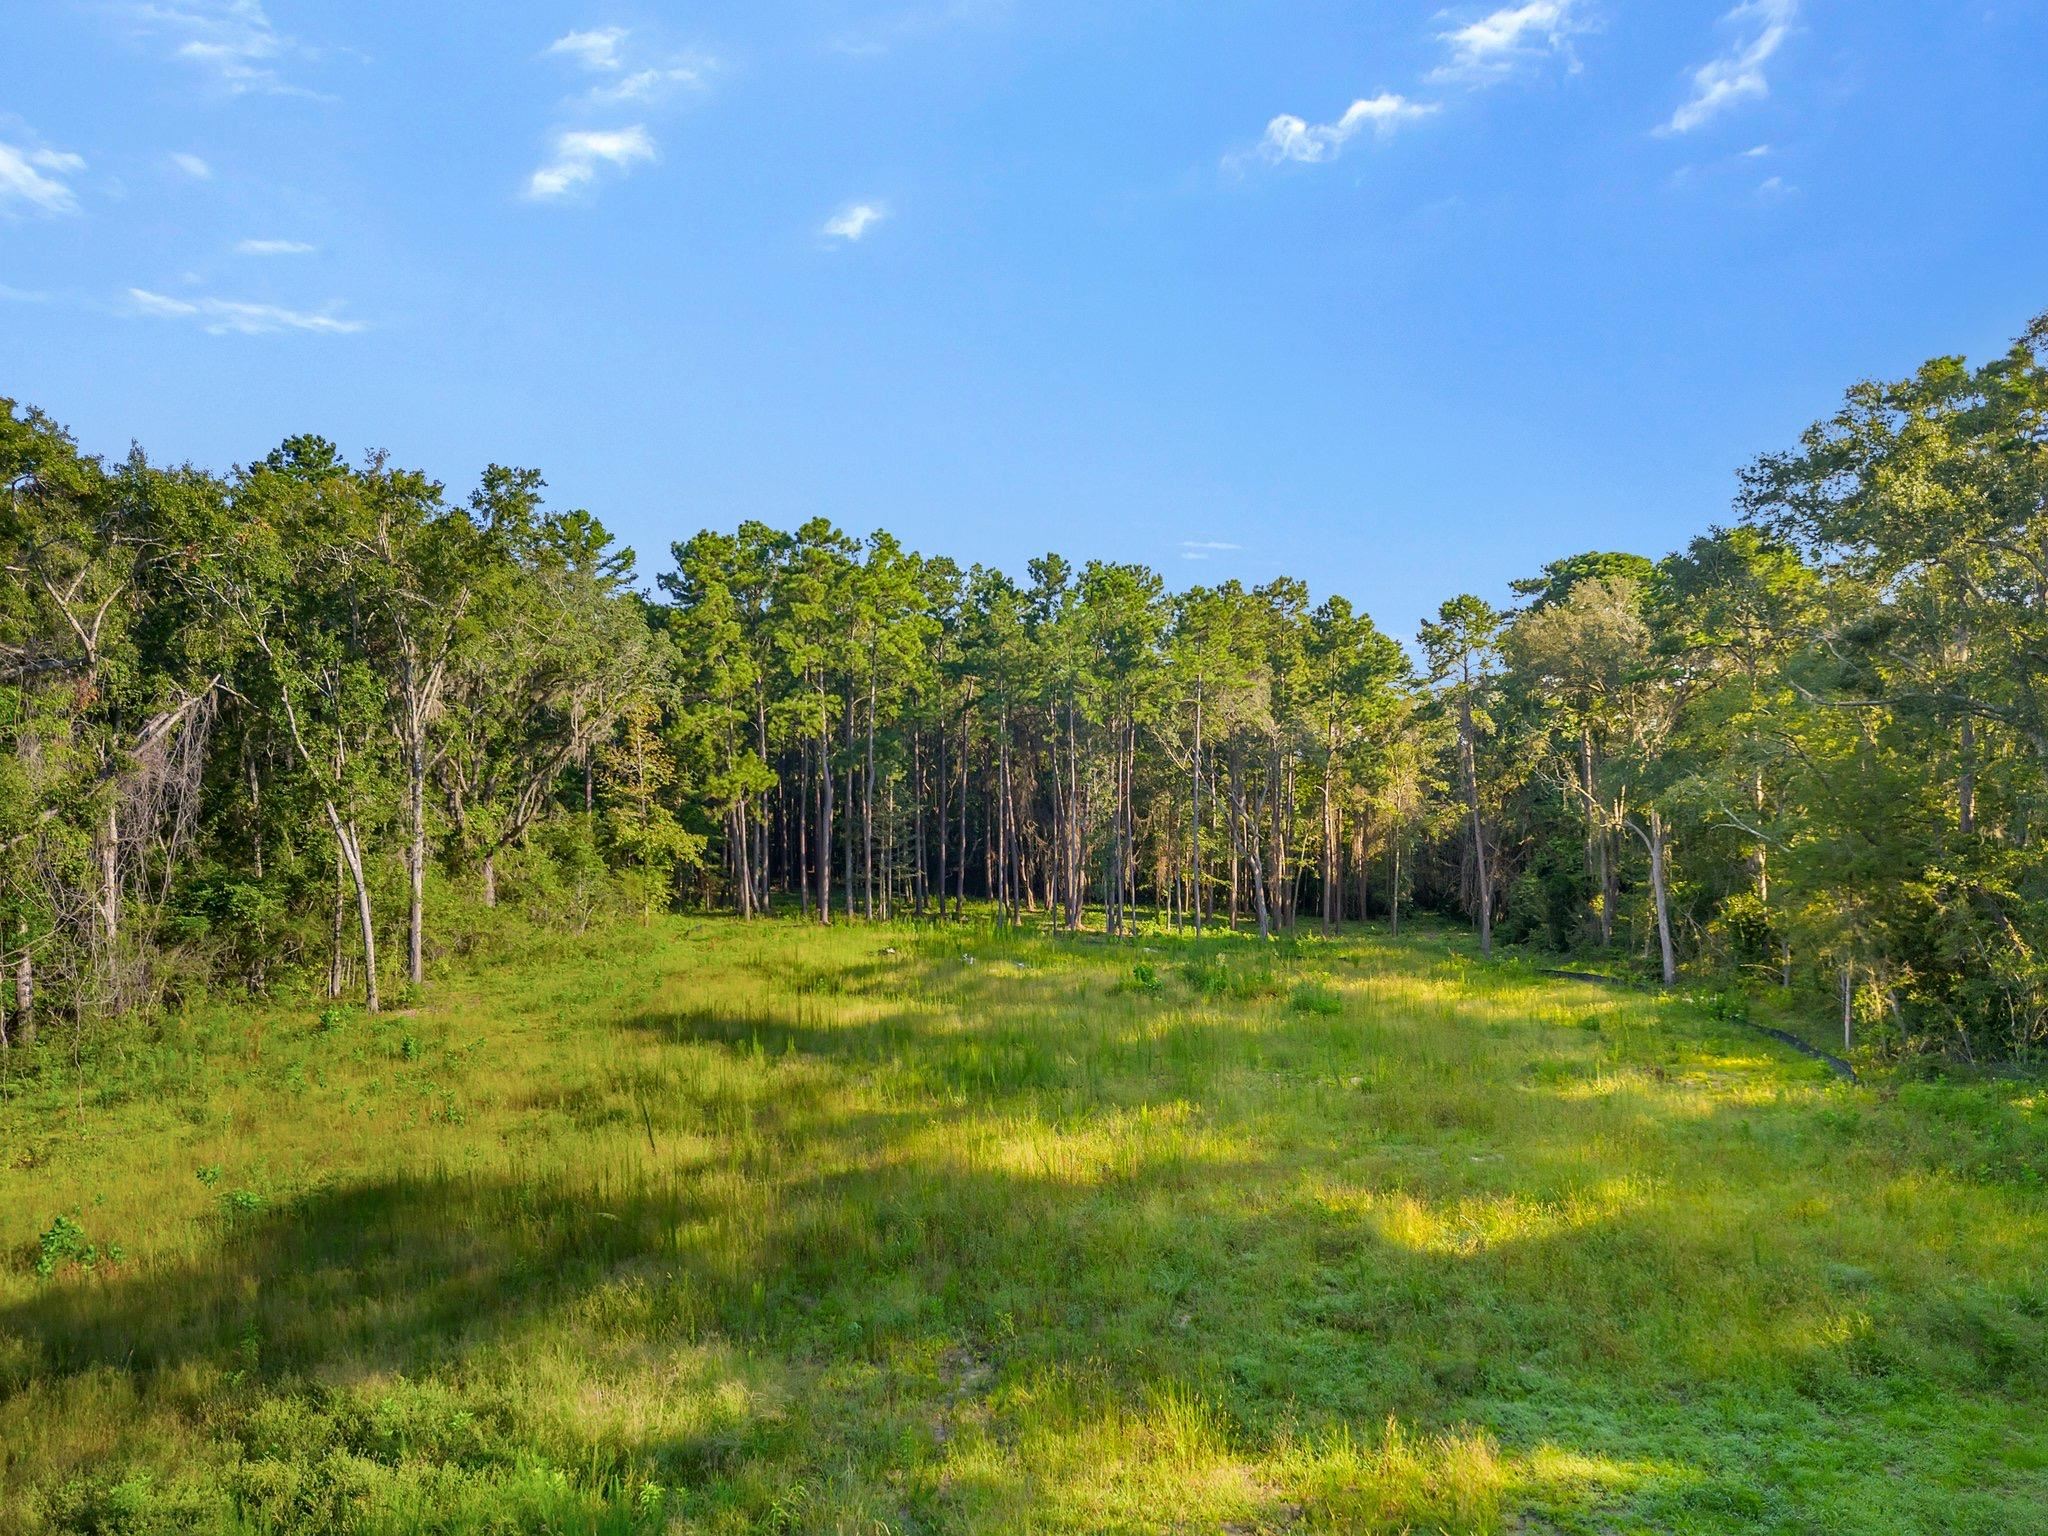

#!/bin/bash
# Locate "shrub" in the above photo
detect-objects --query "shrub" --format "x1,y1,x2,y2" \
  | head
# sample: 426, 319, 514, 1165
36, 1214, 104, 1277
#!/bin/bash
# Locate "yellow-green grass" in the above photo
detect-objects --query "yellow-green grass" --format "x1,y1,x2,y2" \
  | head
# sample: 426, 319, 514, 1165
2, 916, 2044, 1533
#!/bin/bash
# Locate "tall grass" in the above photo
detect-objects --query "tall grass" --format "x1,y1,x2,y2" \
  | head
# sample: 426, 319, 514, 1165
1, 915, 2043, 1533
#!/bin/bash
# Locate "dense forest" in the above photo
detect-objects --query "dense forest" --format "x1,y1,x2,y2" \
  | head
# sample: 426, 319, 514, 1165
4, 317, 2045, 1062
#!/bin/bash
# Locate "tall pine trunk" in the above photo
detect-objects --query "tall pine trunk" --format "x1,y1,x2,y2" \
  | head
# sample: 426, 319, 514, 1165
1459, 693, 1491, 958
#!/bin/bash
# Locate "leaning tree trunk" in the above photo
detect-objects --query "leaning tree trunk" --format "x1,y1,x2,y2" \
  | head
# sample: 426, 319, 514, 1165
324, 808, 380, 1013
1632, 811, 1676, 988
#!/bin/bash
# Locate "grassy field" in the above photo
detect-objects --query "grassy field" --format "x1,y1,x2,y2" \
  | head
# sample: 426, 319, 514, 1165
2, 916, 2045, 1534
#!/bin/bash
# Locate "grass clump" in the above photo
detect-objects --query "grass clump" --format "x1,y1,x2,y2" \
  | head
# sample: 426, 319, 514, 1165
1290, 978, 1345, 1016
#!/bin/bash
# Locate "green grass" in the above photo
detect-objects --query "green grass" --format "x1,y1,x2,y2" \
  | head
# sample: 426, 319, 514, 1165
2, 915, 2045, 1533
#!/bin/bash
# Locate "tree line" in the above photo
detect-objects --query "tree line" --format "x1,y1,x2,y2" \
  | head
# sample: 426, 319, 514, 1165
4, 316, 2044, 1061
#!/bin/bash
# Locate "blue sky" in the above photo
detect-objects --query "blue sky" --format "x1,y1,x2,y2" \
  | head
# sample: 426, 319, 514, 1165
4, 1, 2044, 637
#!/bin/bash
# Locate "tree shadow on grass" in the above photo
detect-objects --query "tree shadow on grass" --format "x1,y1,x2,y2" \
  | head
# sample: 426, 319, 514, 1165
10, 1092, 2035, 1531
8, 946, 2042, 1530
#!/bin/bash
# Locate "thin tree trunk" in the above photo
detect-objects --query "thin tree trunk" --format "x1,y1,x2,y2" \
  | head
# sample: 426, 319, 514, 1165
956, 707, 970, 920
1245, 777, 1272, 941
344, 819, 380, 1013
817, 693, 834, 924
843, 700, 856, 922
1582, 729, 1614, 947
407, 732, 427, 988
329, 840, 347, 1001
1959, 716, 1977, 835
10, 931, 32, 1047
864, 683, 877, 920
99, 800, 121, 957
1460, 692, 1491, 958
1633, 812, 1676, 987
1323, 720, 1337, 934
1191, 691, 1204, 939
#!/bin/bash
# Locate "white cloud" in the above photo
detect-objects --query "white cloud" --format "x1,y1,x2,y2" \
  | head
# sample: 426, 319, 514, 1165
1181, 540, 1241, 553
1253, 95, 1438, 165
525, 126, 657, 200
170, 151, 212, 179
1663, 0, 1797, 135
235, 238, 314, 255
1433, 1, 1585, 84
126, 286, 365, 335
530, 31, 712, 203
585, 62, 711, 107
1743, 142, 1772, 157
118, 1, 309, 96
547, 27, 630, 72
0, 141, 87, 216
823, 203, 887, 241
0, 283, 52, 303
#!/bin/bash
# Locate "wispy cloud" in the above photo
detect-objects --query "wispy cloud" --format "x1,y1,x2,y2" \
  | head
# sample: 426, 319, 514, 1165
116, 1, 311, 96
126, 286, 365, 335
822, 203, 887, 242
585, 62, 711, 107
235, 238, 314, 255
0, 283, 53, 303
0, 139, 87, 216
525, 126, 656, 200
547, 27, 629, 72
544, 26, 711, 105
1179, 540, 1241, 561
169, 151, 212, 179
1663, 0, 1797, 135
530, 28, 710, 202
1432, 1, 1586, 85
1247, 95, 1438, 166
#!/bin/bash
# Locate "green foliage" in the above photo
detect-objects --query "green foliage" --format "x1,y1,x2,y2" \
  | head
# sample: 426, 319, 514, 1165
34, 1215, 100, 1278
1119, 960, 1163, 995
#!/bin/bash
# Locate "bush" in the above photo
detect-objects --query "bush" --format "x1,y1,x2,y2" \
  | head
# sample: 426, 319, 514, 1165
36, 1214, 116, 1277
1118, 961, 1164, 995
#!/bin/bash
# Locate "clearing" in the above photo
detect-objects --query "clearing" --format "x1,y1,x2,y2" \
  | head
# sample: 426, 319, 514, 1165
3, 920, 2045, 1533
